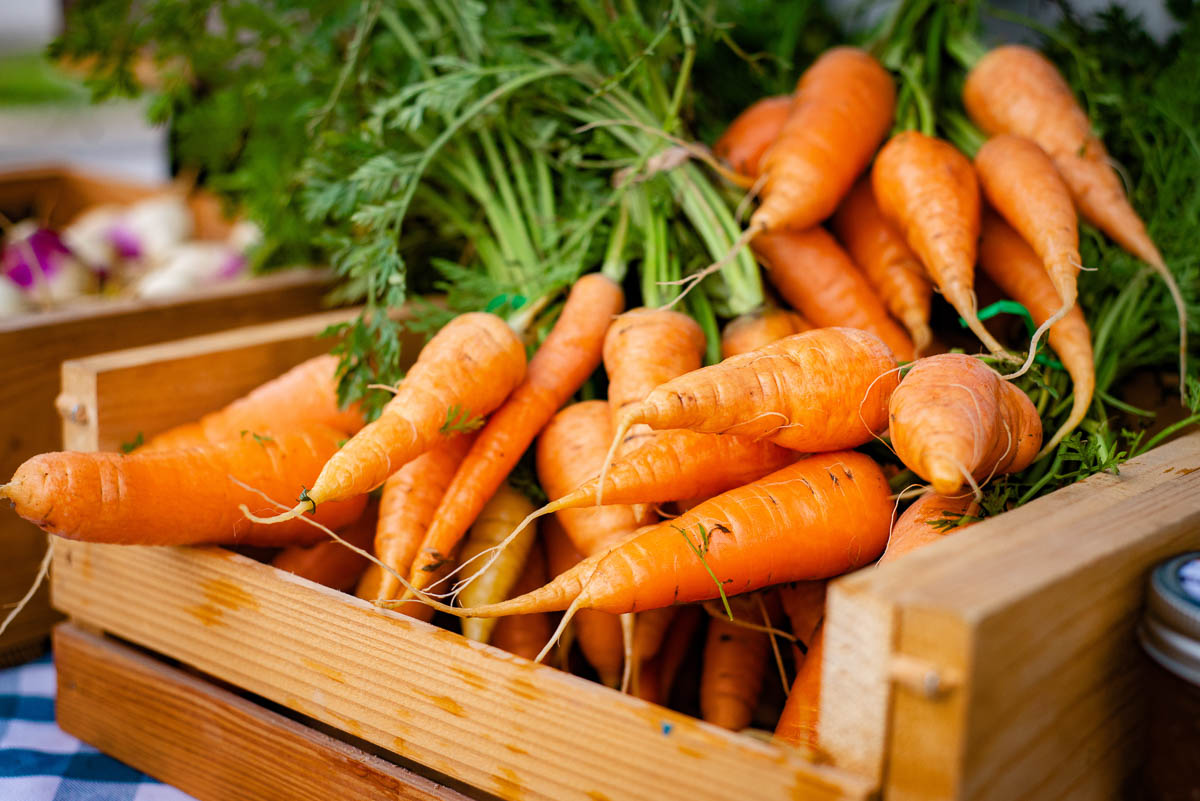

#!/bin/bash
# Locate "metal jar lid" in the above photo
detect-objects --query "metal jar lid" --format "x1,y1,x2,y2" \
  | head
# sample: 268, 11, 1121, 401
1139, 552, 1200, 686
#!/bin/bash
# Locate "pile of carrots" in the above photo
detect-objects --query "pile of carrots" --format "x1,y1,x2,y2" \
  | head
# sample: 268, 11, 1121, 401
1, 35, 1180, 753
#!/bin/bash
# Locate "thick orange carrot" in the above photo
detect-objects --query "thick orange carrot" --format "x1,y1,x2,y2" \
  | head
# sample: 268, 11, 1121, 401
271, 500, 377, 591
490, 539, 553, 661
144, 355, 366, 451
701, 594, 770, 731
774, 625, 824, 748
354, 434, 476, 603
880, 492, 979, 563
633, 607, 677, 663
777, 582, 826, 651
458, 484, 538, 643
713, 95, 792, 180
832, 179, 933, 355
872, 131, 1008, 358
634, 605, 704, 705
608, 327, 899, 456
720, 308, 810, 360
542, 515, 625, 687
889, 353, 1042, 495
974, 134, 1081, 376
406, 276, 623, 589
753, 227, 916, 362
752, 48, 895, 234
964, 44, 1186, 385
256, 313, 525, 522
2, 426, 366, 546
978, 211, 1094, 454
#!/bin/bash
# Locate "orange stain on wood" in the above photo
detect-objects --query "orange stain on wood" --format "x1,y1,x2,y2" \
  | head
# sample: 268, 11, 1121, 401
507, 675, 542, 702
301, 657, 345, 684
1177, 466, 1199, 476
201, 577, 259, 612
677, 745, 704, 759
504, 743, 528, 756
492, 768, 524, 800
419, 690, 465, 717
452, 665, 487, 691
586, 791, 613, 801
184, 603, 223, 627
391, 736, 406, 753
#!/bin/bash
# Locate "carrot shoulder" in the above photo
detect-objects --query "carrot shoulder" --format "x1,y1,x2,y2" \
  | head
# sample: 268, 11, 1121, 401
713, 95, 791, 180
720, 308, 810, 360
880, 492, 979, 564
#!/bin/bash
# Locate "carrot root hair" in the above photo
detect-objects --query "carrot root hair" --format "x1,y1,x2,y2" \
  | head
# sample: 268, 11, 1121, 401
447, 499, 566, 597
537, 595, 584, 664
241, 500, 312, 526
597, 417, 633, 506
0, 535, 52, 640
620, 613, 635, 693
1002, 301, 1072, 381
573, 119, 754, 189
658, 222, 763, 310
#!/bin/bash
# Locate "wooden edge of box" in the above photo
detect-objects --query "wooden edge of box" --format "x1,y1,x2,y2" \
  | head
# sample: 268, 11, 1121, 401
52, 544, 875, 801
822, 430, 1200, 801
54, 622, 473, 801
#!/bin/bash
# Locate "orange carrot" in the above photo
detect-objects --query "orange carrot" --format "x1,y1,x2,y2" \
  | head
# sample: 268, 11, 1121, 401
406, 276, 623, 590
607, 327, 899, 457
720, 308, 811, 360
889, 353, 1042, 495
542, 515, 625, 687
144, 355, 366, 451
753, 227, 916, 362
701, 594, 770, 731
777, 582, 826, 651
633, 607, 677, 663
774, 625, 823, 748
635, 605, 704, 705
271, 500, 377, 591
490, 539, 553, 661
354, 433, 476, 604
2, 426, 366, 546
880, 492, 979, 563
978, 211, 1094, 455
713, 95, 791, 180
974, 134, 1081, 376
252, 312, 525, 523
964, 44, 1186, 386
872, 131, 1008, 358
832, 179, 933, 355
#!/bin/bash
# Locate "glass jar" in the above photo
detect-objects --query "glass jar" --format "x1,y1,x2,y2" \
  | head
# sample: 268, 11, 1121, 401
1138, 552, 1200, 801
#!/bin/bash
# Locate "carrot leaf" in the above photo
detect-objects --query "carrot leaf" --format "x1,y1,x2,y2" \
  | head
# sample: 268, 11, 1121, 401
119, 432, 144, 454
675, 522, 733, 620
439, 405, 485, 436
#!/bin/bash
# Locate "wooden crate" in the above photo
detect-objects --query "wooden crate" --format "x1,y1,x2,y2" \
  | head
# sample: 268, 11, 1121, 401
47, 311, 1200, 801
0, 164, 336, 660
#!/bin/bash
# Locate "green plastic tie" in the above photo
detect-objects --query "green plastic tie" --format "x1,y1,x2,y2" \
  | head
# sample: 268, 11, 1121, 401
958, 300, 1064, 370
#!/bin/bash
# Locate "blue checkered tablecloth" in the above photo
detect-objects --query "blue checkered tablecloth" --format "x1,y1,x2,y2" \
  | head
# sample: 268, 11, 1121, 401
0, 652, 196, 801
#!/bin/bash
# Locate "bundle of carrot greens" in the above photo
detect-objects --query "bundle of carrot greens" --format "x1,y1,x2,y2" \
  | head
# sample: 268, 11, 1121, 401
6, 0, 1196, 746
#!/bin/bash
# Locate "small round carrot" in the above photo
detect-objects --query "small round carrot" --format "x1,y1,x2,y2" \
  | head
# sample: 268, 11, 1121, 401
406, 275, 623, 590
964, 44, 1187, 387
978, 211, 1094, 455
354, 433, 476, 604
143, 355, 366, 452
254, 312, 525, 522
701, 594, 770, 731
832, 179, 933, 355
974, 134, 1080, 377
2, 426, 366, 546
490, 539, 553, 662
774, 625, 824, 749
889, 353, 1042, 495
872, 131, 1008, 358
880, 493, 979, 564
713, 95, 792, 180
271, 500, 377, 591
720, 308, 810, 360
753, 227, 916, 362
457, 484, 538, 644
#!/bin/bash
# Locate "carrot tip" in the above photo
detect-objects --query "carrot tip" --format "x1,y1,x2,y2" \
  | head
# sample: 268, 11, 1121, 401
239, 501, 309, 525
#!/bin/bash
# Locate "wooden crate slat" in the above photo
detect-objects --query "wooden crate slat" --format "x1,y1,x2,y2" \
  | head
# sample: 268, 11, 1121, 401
54, 623, 472, 801
52, 542, 872, 801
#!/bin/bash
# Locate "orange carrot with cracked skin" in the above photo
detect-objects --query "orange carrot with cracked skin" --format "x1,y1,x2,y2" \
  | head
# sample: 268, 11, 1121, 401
833, 179, 933, 355
720, 308, 810, 360
542, 515, 625, 687
890, 353, 1042, 495
271, 500, 377, 591
752, 48, 895, 235
964, 44, 1186, 386
880, 493, 979, 564
439, 450, 892, 624
2, 426, 366, 546
490, 539, 553, 661
607, 327, 899, 460
702, 594, 770, 731
978, 211, 1094, 455
252, 312, 525, 523
406, 275, 623, 590
143, 355, 365, 451
775, 625, 824, 748
974, 134, 1081, 376
754, 227, 916, 362
713, 95, 792, 180
354, 433, 476, 603
635, 605, 704, 705
872, 131, 1008, 358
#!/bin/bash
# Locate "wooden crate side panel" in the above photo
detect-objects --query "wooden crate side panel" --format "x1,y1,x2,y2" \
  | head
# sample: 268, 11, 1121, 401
54, 623, 470, 801
51, 542, 873, 801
